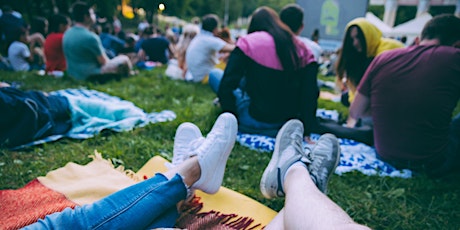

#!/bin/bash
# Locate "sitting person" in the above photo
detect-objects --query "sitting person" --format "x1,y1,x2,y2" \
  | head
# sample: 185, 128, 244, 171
44, 14, 70, 73
63, 2, 132, 81
165, 23, 200, 80
349, 14, 460, 177
8, 26, 44, 71
214, 6, 319, 142
277, 3, 373, 145
99, 23, 126, 58
22, 114, 369, 230
279, 4, 323, 63
138, 25, 174, 65
185, 14, 235, 84
335, 18, 403, 110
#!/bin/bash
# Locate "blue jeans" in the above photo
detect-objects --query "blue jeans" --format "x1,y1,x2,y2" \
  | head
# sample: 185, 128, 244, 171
208, 70, 283, 137
24, 174, 187, 229
208, 68, 224, 94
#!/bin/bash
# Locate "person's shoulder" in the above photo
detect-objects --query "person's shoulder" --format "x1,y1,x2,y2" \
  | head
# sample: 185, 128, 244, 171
10, 41, 27, 49
237, 31, 272, 47
432, 45, 460, 54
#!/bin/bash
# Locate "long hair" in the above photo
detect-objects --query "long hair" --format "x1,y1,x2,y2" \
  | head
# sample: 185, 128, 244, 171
176, 24, 200, 69
336, 25, 371, 88
247, 6, 301, 71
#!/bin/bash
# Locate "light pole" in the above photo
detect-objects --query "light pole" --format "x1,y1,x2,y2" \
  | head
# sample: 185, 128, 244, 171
224, 0, 229, 27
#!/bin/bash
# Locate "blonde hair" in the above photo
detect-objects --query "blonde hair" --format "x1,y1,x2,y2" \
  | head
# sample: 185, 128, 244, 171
176, 24, 200, 70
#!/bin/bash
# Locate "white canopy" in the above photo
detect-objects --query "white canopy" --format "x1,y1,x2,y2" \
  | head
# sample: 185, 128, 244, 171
387, 13, 433, 43
390, 13, 432, 36
365, 12, 393, 35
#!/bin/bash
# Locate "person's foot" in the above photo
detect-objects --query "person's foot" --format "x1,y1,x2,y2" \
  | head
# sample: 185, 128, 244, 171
191, 113, 238, 194
172, 122, 205, 166
260, 119, 307, 198
307, 133, 340, 194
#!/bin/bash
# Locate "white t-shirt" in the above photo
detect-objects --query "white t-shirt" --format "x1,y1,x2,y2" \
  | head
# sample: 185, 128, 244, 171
297, 36, 323, 63
8, 41, 30, 71
185, 30, 226, 82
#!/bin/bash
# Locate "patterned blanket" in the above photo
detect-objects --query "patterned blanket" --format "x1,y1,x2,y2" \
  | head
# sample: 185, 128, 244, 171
0, 153, 268, 230
14, 89, 176, 149
236, 109, 412, 178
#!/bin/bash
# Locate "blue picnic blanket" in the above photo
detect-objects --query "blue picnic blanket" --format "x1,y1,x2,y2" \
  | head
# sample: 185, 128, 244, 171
236, 109, 412, 178
13, 89, 176, 149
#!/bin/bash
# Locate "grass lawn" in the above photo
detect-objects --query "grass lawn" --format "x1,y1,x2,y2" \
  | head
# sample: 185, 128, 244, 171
1, 68, 459, 229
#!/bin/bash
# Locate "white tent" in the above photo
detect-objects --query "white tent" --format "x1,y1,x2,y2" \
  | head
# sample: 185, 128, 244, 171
365, 12, 393, 35
387, 13, 433, 44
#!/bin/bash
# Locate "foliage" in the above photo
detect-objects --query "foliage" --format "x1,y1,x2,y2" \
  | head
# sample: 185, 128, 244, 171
0, 68, 459, 229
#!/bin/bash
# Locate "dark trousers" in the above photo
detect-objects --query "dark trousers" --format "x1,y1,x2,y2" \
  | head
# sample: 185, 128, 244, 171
380, 114, 460, 177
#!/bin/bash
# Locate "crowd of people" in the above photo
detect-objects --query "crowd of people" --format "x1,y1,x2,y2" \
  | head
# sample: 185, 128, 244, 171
1, 1, 460, 229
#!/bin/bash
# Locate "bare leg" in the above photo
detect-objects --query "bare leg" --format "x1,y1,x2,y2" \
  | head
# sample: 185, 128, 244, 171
164, 157, 200, 187
266, 165, 370, 230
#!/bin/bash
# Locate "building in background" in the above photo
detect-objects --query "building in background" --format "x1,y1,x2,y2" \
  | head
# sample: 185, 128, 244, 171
370, 0, 459, 26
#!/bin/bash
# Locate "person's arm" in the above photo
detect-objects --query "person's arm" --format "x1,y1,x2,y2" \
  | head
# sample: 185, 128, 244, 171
299, 63, 320, 143
97, 54, 108, 66
348, 92, 371, 127
219, 43, 235, 53
137, 49, 146, 62
167, 44, 176, 60
217, 47, 248, 115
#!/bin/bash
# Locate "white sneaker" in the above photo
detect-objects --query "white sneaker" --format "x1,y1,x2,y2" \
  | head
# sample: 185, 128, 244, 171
172, 122, 204, 166
191, 113, 238, 194
260, 119, 307, 198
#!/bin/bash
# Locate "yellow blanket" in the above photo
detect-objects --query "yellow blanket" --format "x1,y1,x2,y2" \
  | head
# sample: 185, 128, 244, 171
3, 152, 276, 229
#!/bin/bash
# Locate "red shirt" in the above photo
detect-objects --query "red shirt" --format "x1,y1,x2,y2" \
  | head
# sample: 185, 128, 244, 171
358, 45, 460, 161
44, 33, 66, 72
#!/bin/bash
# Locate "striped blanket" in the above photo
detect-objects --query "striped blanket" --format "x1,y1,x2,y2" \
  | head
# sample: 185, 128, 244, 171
0, 153, 271, 230
14, 89, 176, 149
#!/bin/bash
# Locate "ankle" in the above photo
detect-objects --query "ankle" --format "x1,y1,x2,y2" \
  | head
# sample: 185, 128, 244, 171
178, 157, 201, 187
284, 162, 308, 190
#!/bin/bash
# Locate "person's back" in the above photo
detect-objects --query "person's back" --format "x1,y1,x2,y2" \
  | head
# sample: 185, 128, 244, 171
44, 14, 69, 72
8, 27, 31, 71
279, 4, 323, 63
63, 2, 107, 80
359, 45, 459, 162
99, 24, 125, 57
217, 7, 318, 139
352, 14, 460, 173
224, 31, 317, 124
185, 14, 232, 83
63, 26, 103, 79
141, 36, 170, 64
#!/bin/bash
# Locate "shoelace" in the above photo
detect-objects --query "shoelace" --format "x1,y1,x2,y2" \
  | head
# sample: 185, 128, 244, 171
290, 129, 305, 158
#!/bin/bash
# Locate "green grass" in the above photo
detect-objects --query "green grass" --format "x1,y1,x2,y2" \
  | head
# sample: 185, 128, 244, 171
1, 68, 459, 229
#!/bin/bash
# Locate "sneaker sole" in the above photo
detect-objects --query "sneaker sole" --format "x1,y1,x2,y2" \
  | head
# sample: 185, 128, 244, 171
260, 119, 303, 198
